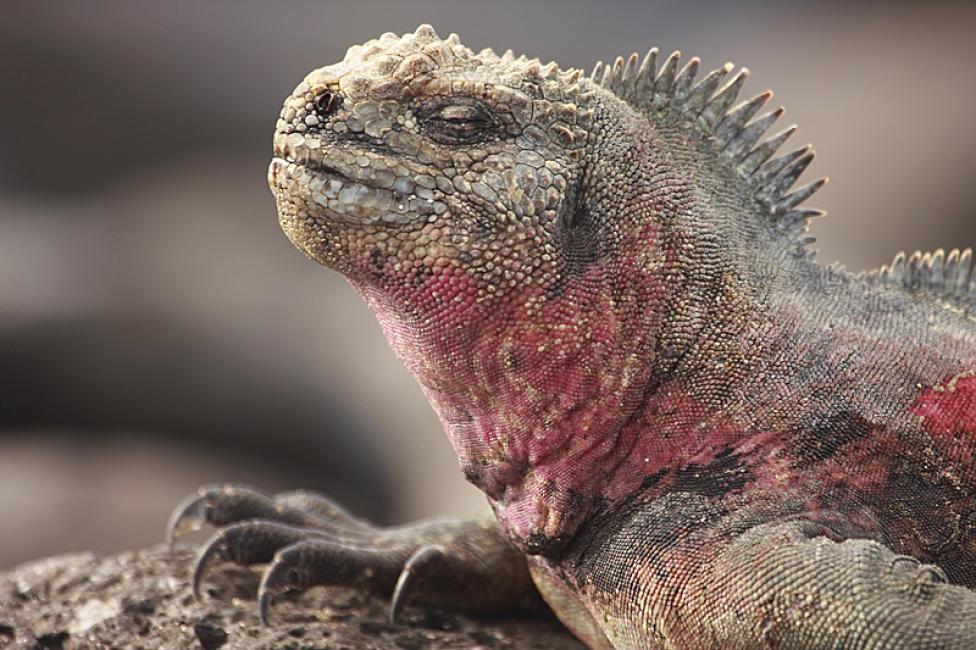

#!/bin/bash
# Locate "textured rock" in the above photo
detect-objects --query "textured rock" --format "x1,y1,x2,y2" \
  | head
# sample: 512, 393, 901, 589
0, 545, 582, 649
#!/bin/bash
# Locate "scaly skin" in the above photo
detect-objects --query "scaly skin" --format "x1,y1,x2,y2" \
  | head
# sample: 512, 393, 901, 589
171, 26, 976, 648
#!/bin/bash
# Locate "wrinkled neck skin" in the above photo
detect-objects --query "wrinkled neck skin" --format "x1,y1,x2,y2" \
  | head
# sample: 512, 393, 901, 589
349, 174, 777, 555
355, 272, 660, 553
342, 99, 820, 556
343, 89, 830, 554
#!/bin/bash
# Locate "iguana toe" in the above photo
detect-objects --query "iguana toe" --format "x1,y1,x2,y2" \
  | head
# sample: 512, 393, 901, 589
167, 483, 538, 625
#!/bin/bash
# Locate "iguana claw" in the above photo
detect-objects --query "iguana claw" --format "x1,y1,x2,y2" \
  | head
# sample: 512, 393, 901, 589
166, 483, 537, 626
164, 489, 210, 548
388, 544, 451, 625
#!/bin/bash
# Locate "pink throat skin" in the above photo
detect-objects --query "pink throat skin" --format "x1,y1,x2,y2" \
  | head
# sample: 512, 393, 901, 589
351, 224, 682, 553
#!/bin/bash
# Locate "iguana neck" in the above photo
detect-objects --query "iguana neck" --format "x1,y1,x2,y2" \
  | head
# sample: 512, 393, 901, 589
350, 94, 847, 552
351, 94, 842, 553
352, 194, 811, 553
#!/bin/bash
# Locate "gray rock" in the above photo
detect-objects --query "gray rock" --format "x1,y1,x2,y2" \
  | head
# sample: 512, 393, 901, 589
0, 545, 583, 649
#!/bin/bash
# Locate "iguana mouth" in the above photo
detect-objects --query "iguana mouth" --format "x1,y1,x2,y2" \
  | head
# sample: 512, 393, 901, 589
268, 156, 444, 227
269, 135, 447, 226
291, 159, 348, 182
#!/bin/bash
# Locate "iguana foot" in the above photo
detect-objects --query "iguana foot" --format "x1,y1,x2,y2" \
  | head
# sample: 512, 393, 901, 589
166, 483, 538, 625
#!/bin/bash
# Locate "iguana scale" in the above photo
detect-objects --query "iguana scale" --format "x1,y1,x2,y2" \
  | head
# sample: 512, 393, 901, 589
167, 25, 976, 649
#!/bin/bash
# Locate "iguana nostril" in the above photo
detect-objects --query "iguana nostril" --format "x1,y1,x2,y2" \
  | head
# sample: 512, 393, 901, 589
314, 91, 342, 117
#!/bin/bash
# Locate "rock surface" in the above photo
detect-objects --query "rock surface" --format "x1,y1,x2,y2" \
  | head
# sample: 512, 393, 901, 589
0, 545, 583, 649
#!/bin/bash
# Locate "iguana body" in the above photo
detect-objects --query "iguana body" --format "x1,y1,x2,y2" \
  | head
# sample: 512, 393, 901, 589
168, 26, 976, 648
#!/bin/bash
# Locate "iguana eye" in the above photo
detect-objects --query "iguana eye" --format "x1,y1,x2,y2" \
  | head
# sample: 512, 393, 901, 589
421, 101, 496, 144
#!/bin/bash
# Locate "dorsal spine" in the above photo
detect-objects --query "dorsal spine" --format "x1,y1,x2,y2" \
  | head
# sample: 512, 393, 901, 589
863, 248, 976, 309
590, 49, 828, 253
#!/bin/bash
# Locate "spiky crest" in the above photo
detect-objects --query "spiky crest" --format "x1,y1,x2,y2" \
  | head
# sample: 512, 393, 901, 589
861, 249, 976, 313
590, 50, 827, 252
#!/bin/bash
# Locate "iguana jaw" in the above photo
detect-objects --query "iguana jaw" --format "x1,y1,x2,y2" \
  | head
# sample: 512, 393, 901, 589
269, 157, 390, 227
270, 133, 448, 226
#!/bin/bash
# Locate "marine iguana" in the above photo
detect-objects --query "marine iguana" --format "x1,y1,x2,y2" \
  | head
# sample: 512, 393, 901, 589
167, 25, 976, 648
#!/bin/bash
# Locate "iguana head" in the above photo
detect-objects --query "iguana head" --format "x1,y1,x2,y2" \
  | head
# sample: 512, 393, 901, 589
269, 24, 610, 301
269, 25, 823, 554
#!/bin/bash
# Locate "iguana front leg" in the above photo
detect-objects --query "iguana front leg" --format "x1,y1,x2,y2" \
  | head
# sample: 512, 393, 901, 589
688, 521, 976, 648
166, 484, 540, 624
568, 504, 976, 649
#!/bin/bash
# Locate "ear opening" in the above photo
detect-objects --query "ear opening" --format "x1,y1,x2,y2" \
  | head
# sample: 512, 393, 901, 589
556, 190, 601, 280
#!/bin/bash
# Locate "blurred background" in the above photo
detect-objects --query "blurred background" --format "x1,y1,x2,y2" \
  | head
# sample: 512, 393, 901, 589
2, 0, 975, 569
